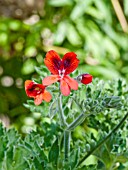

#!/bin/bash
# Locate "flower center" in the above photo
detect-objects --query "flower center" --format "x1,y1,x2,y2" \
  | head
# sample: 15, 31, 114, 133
58, 69, 65, 79
35, 87, 42, 94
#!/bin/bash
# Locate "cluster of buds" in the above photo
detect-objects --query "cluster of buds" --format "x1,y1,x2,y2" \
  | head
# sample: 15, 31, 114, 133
25, 50, 93, 105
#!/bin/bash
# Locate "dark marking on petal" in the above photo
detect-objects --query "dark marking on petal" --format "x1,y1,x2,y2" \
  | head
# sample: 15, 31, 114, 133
52, 58, 62, 70
63, 58, 71, 68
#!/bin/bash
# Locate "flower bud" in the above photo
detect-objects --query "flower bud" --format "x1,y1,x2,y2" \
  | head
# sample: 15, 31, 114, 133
77, 73, 93, 85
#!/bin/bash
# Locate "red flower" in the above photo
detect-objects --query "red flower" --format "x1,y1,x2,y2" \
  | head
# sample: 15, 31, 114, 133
25, 80, 52, 105
77, 74, 93, 85
42, 50, 79, 96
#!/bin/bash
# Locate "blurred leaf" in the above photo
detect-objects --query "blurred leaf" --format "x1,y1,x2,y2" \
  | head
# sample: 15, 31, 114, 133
0, 32, 8, 46
66, 23, 82, 46
48, 0, 73, 7
70, 0, 92, 20
0, 93, 9, 113
0, 22, 8, 31
103, 37, 120, 59
124, 0, 128, 16
94, 0, 112, 22
54, 21, 67, 45
9, 20, 21, 31
86, 7, 105, 20
79, 65, 120, 79
21, 59, 36, 75
25, 46, 37, 57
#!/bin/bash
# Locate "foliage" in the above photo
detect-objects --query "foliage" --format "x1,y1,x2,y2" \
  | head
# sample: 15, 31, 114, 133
0, 76, 128, 169
0, 0, 128, 129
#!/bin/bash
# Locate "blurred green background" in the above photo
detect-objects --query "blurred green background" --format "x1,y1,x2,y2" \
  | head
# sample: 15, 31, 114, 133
0, 0, 128, 132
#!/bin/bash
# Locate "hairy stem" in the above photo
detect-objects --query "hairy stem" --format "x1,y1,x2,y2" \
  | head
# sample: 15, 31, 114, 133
67, 113, 86, 131
58, 94, 67, 127
58, 94, 70, 160
77, 112, 128, 167
64, 130, 71, 160
67, 98, 91, 131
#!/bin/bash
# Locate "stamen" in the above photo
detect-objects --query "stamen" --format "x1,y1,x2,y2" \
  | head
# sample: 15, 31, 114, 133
58, 69, 65, 79
35, 87, 40, 90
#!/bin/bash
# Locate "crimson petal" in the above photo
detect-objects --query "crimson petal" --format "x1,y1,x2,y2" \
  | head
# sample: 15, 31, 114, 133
62, 52, 79, 75
44, 50, 62, 75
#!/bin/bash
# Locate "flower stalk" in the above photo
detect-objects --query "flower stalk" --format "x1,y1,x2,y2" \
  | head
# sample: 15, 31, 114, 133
57, 94, 68, 127
67, 113, 85, 131
58, 94, 71, 160
67, 97, 91, 131
64, 130, 71, 160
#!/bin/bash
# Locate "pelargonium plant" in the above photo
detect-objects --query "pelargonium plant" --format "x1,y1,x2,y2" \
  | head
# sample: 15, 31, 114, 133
23, 50, 128, 170
25, 50, 92, 100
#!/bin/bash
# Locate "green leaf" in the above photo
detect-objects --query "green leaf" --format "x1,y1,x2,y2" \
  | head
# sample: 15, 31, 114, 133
48, 0, 73, 7
124, 0, 128, 16
48, 138, 59, 165
54, 21, 67, 45
79, 65, 120, 79
66, 23, 82, 46
86, 7, 105, 20
64, 148, 80, 169
24, 100, 49, 116
93, 132, 128, 169
35, 66, 49, 77
102, 96, 122, 108
9, 20, 21, 31
0, 123, 5, 136
6, 128, 21, 146
0, 32, 8, 46
70, 0, 92, 20
49, 99, 58, 119
24, 132, 47, 164
94, 0, 112, 22
2, 145, 30, 170
116, 152, 128, 163
21, 59, 36, 75
25, 46, 37, 57
0, 136, 7, 169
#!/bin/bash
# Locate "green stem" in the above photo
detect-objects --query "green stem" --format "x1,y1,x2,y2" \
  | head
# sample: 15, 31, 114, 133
58, 94, 67, 127
67, 98, 91, 131
58, 94, 70, 160
64, 130, 71, 160
77, 112, 128, 168
67, 113, 88, 131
